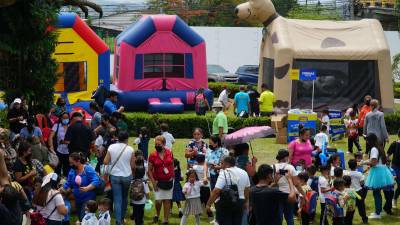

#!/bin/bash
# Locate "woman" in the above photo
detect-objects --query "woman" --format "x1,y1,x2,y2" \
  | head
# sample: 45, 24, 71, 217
13, 141, 36, 201
364, 133, 394, 219
50, 97, 67, 119
19, 117, 42, 141
185, 128, 208, 168
33, 173, 67, 225
148, 135, 175, 225
89, 101, 102, 130
103, 131, 135, 225
49, 112, 70, 177
62, 152, 99, 221
203, 135, 228, 190
194, 88, 210, 116
288, 128, 313, 168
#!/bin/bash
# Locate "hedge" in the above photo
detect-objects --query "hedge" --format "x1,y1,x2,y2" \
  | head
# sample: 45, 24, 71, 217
394, 87, 400, 98
208, 82, 241, 98
124, 112, 271, 138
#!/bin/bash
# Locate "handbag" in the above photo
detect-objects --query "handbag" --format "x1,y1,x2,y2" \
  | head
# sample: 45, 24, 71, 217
157, 180, 173, 190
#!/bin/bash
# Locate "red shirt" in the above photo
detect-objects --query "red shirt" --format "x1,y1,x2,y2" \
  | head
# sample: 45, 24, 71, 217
148, 149, 174, 181
359, 105, 371, 127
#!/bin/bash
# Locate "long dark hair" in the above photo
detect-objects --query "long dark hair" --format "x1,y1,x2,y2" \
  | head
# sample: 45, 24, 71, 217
209, 135, 222, 148
366, 133, 387, 164
32, 183, 52, 207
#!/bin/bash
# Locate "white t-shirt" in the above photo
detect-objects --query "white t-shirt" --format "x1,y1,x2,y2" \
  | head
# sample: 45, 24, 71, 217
82, 213, 98, 225
95, 135, 104, 148
215, 167, 250, 199
314, 132, 329, 149
35, 190, 65, 221
274, 162, 296, 193
107, 143, 134, 177
132, 182, 150, 205
183, 181, 202, 199
318, 176, 330, 203
322, 115, 330, 132
98, 210, 111, 225
161, 132, 175, 150
218, 89, 228, 106
52, 124, 68, 154
349, 170, 364, 191
193, 164, 209, 187
370, 147, 383, 165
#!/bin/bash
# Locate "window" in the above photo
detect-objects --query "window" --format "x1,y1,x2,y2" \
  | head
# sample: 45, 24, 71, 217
143, 53, 185, 78
54, 61, 87, 93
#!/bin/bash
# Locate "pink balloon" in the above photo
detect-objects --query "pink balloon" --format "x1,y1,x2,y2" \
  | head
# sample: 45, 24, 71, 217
75, 175, 82, 186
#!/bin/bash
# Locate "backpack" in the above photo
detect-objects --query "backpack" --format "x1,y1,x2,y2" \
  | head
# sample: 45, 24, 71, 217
219, 170, 239, 209
195, 94, 206, 108
302, 191, 318, 215
130, 179, 145, 201
309, 176, 319, 193
325, 193, 344, 218
30, 193, 60, 225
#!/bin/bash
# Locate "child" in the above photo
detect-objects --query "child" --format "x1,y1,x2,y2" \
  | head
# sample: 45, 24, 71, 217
62, 191, 71, 225
172, 158, 185, 218
320, 109, 330, 135
130, 154, 150, 225
98, 198, 111, 225
180, 169, 202, 225
192, 154, 213, 220
343, 175, 361, 225
346, 110, 362, 154
330, 178, 346, 225
185, 128, 208, 168
307, 165, 319, 193
134, 127, 150, 160
347, 159, 368, 224
334, 167, 344, 180
319, 165, 333, 225
315, 125, 329, 152
295, 159, 306, 172
354, 152, 365, 173
297, 172, 313, 225
160, 123, 175, 150
81, 200, 98, 225
329, 154, 341, 178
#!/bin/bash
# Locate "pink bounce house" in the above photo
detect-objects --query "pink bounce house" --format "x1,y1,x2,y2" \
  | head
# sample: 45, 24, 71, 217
112, 14, 213, 113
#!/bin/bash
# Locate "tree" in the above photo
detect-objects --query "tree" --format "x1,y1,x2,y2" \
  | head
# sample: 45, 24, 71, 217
0, 0, 60, 113
393, 53, 400, 81
287, 4, 342, 20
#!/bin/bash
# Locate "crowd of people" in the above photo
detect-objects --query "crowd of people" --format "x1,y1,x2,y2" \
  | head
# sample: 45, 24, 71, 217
0, 89, 398, 225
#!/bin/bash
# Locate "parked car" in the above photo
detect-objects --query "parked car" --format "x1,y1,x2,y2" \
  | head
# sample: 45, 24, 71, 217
236, 65, 259, 85
207, 64, 238, 83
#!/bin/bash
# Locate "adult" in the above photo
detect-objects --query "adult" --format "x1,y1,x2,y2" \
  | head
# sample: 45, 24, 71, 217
247, 85, 260, 117
103, 91, 124, 115
194, 87, 210, 116
64, 112, 95, 157
234, 85, 251, 117
94, 114, 116, 140
28, 136, 49, 166
387, 128, 400, 208
63, 152, 99, 221
49, 112, 70, 177
363, 99, 388, 154
204, 135, 228, 190
89, 101, 102, 130
185, 128, 208, 168
50, 97, 67, 119
258, 84, 276, 117
148, 135, 175, 225
103, 131, 135, 225
111, 111, 128, 133
0, 128, 17, 174
364, 133, 394, 219
212, 102, 228, 140
13, 142, 36, 200
218, 86, 231, 111
7, 98, 28, 135
288, 128, 314, 168
359, 95, 372, 135
249, 164, 296, 225
32, 173, 68, 225
0, 184, 24, 225
233, 143, 257, 179
206, 156, 250, 225
274, 149, 297, 225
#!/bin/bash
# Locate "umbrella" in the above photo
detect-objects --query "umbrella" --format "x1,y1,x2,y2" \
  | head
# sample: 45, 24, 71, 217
224, 126, 275, 155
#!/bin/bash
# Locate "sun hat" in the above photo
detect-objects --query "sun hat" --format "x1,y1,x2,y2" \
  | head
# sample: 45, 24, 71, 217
212, 101, 224, 108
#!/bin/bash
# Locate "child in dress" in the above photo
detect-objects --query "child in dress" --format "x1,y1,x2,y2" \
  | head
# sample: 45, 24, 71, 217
98, 198, 111, 225
81, 200, 98, 225
172, 158, 185, 218
180, 169, 202, 225
134, 127, 150, 160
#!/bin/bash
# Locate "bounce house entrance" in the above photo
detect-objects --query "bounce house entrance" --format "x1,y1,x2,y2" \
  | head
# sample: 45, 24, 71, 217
291, 59, 378, 110
55, 61, 87, 93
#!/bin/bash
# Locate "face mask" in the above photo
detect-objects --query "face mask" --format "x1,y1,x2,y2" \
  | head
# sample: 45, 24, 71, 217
155, 145, 163, 152
62, 119, 69, 125
70, 165, 78, 170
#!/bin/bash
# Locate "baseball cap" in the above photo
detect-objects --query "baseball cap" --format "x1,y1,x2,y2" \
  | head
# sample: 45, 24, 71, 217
13, 98, 22, 104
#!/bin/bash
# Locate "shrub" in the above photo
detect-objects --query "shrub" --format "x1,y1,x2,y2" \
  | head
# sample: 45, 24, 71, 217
394, 87, 400, 98
208, 82, 241, 98
124, 112, 270, 138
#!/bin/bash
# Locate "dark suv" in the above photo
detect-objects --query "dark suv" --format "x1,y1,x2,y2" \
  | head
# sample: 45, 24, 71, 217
236, 65, 259, 85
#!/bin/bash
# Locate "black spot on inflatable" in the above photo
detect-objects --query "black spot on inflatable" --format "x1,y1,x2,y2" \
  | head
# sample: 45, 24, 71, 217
271, 32, 278, 44
274, 64, 290, 79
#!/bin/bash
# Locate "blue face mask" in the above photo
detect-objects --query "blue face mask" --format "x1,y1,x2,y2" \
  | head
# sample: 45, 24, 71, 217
62, 119, 69, 125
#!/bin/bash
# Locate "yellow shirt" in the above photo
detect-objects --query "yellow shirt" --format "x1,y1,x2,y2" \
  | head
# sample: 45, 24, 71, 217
259, 90, 276, 112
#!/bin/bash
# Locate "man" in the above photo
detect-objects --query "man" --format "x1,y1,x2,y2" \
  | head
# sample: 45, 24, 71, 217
359, 95, 372, 134
218, 86, 230, 111
249, 164, 296, 225
247, 85, 260, 117
234, 85, 251, 117
64, 112, 95, 157
259, 84, 276, 117
363, 99, 388, 153
206, 156, 250, 225
7, 98, 28, 135
103, 91, 124, 115
212, 102, 228, 140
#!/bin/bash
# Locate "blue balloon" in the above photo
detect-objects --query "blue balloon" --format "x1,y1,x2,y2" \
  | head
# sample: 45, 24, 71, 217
319, 153, 328, 166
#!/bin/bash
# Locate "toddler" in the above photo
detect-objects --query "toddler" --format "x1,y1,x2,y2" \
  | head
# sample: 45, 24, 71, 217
98, 198, 111, 225
160, 123, 175, 150
180, 170, 202, 225
81, 200, 98, 225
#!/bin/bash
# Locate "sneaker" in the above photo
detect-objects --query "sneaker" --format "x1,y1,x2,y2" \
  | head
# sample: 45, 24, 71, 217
347, 151, 352, 154
368, 213, 381, 219
393, 199, 398, 209
178, 211, 183, 218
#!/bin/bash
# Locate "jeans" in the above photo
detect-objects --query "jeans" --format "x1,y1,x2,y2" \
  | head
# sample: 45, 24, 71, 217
131, 203, 145, 225
242, 209, 248, 225
279, 201, 294, 225
348, 136, 362, 153
373, 190, 382, 215
110, 175, 132, 225
392, 165, 400, 200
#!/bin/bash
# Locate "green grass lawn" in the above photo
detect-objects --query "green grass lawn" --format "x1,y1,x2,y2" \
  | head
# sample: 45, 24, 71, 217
69, 135, 400, 225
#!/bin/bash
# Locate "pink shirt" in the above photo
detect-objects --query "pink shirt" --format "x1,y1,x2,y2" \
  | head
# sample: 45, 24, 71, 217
288, 139, 313, 167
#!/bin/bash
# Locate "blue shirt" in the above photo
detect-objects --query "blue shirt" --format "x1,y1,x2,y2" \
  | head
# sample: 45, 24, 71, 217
234, 91, 250, 114
103, 99, 117, 115
63, 164, 99, 204
205, 147, 228, 175
20, 127, 42, 139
